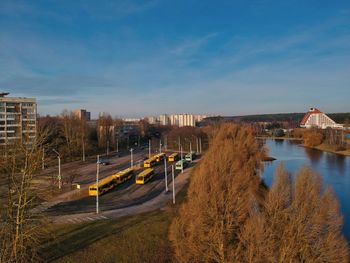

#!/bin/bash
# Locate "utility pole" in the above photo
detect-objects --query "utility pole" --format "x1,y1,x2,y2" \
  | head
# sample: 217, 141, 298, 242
116, 137, 119, 153
42, 148, 45, 170
181, 145, 183, 173
82, 140, 85, 162
172, 165, 175, 204
149, 139, 151, 158
178, 136, 181, 153
165, 136, 167, 151
96, 155, 100, 214
130, 148, 134, 168
106, 140, 109, 156
164, 157, 168, 192
52, 149, 61, 189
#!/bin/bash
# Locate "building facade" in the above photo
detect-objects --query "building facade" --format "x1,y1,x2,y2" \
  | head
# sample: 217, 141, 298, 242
0, 93, 37, 147
300, 108, 343, 129
74, 109, 91, 121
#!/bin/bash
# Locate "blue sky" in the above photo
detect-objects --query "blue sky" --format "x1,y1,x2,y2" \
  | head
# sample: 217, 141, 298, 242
0, 0, 349, 118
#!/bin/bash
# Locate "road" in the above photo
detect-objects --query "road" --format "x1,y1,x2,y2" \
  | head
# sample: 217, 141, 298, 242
39, 150, 195, 219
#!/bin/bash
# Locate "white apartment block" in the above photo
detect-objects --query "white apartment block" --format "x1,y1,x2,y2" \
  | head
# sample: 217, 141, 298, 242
158, 114, 207, 127
0, 93, 37, 147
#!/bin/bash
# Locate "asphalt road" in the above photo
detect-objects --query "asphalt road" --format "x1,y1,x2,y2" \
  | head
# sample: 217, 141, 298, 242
45, 152, 189, 216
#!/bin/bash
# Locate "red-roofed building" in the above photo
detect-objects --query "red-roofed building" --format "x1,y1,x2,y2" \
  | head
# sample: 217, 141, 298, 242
300, 108, 343, 129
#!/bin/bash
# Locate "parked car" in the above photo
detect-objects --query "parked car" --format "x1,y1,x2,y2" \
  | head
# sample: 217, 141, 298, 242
99, 158, 110, 165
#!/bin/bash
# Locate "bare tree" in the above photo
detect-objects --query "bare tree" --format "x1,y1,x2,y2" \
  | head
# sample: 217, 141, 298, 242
0, 133, 48, 262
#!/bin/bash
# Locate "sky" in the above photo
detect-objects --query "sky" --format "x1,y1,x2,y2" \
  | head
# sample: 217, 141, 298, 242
0, 0, 349, 118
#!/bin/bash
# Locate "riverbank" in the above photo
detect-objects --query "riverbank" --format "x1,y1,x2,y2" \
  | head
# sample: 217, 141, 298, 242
260, 136, 350, 157
312, 143, 350, 157
257, 136, 303, 141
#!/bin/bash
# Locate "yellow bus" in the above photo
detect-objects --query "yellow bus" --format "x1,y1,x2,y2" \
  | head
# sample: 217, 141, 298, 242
155, 153, 166, 162
88, 168, 134, 196
168, 153, 178, 162
144, 156, 157, 168
88, 174, 117, 196
135, 168, 155, 185
115, 168, 134, 183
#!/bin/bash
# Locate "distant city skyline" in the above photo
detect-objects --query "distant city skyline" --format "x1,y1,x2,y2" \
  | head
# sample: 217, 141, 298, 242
1, 1, 349, 117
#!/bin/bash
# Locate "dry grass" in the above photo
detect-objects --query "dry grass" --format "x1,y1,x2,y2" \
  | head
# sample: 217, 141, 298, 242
39, 182, 190, 263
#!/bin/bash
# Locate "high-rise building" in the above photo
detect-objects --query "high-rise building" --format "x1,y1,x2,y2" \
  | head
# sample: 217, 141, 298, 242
0, 93, 37, 147
74, 109, 91, 121
159, 114, 170, 125
168, 114, 207, 127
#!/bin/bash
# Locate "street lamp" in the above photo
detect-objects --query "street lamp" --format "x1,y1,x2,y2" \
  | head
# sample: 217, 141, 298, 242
164, 157, 168, 192
96, 155, 100, 214
148, 139, 151, 158
52, 149, 61, 189
172, 165, 175, 204
130, 148, 134, 168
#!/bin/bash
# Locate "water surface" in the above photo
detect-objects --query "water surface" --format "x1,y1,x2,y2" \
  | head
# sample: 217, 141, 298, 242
262, 139, 350, 241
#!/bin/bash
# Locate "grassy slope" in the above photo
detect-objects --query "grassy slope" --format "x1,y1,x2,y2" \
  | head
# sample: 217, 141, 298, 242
40, 182, 189, 263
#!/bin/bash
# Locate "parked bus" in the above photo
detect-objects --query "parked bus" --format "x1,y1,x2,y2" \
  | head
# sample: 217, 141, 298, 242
155, 153, 166, 162
135, 168, 155, 185
185, 152, 196, 162
115, 168, 134, 183
144, 156, 157, 168
88, 174, 117, 196
88, 168, 134, 196
168, 153, 179, 162
175, 159, 188, 171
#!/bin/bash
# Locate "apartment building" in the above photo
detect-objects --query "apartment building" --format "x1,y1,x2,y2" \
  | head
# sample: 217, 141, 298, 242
73, 109, 91, 121
0, 93, 37, 147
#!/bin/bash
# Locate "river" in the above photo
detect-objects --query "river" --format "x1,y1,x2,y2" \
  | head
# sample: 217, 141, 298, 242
262, 139, 350, 241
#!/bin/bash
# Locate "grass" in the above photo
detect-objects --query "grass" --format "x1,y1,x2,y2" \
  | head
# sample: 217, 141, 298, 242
39, 181, 190, 263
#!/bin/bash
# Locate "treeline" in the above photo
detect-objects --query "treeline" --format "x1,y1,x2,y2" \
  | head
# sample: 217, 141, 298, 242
38, 111, 98, 163
169, 124, 348, 262
293, 128, 349, 150
205, 112, 350, 125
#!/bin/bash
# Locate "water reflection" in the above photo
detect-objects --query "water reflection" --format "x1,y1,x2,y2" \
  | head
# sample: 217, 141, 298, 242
263, 139, 350, 241
274, 139, 284, 145
324, 153, 346, 175
304, 147, 323, 165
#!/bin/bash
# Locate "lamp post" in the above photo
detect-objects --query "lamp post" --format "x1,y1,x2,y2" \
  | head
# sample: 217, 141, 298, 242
172, 165, 175, 204
164, 157, 168, 192
96, 155, 100, 214
42, 148, 45, 170
149, 139, 151, 158
181, 145, 183, 173
130, 148, 134, 168
52, 149, 61, 189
